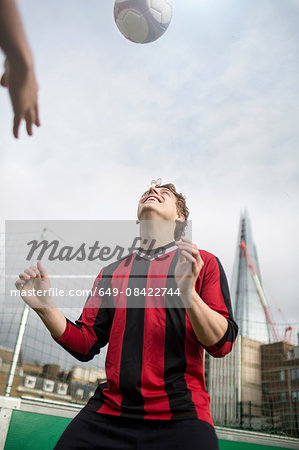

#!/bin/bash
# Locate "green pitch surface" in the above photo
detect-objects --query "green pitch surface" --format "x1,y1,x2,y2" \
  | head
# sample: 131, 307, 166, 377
4, 410, 290, 450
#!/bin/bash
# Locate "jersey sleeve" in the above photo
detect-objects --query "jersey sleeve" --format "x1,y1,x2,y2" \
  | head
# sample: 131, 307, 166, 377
196, 252, 238, 358
53, 270, 114, 362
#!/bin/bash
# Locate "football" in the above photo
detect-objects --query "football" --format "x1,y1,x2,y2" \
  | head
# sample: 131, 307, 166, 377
113, 0, 173, 44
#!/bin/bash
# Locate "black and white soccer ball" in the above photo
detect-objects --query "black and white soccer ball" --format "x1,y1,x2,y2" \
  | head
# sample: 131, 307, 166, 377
114, 0, 173, 44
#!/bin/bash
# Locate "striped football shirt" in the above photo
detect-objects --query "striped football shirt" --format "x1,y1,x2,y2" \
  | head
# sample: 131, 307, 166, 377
55, 242, 238, 425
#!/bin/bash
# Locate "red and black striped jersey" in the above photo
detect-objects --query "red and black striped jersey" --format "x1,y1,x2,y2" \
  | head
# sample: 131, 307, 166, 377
55, 242, 238, 425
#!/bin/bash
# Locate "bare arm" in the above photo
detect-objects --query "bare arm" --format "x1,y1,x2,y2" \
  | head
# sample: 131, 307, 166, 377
0, 0, 32, 67
0, 0, 40, 137
35, 308, 66, 340
15, 261, 66, 339
185, 290, 228, 346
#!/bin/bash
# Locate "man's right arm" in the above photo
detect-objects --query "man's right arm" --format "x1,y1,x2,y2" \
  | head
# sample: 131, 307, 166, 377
52, 271, 114, 362
35, 308, 66, 340
16, 263, 112, 362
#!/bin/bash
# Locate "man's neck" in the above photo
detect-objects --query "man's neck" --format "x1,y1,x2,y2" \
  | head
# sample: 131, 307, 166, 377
139, 220, 176, 250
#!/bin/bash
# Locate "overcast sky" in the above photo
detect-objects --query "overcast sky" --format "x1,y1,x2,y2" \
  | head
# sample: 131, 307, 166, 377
1, 0, 298, 333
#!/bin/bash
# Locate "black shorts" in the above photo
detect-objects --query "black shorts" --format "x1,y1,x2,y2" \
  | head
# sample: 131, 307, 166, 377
54, 408, 219, 450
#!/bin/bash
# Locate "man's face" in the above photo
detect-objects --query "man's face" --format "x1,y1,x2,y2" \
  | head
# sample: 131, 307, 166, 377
137, 186, 183, 221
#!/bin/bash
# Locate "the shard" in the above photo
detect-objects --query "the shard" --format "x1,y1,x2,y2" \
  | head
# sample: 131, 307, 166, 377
208, 210, 271, 427
231, 210, 271, 343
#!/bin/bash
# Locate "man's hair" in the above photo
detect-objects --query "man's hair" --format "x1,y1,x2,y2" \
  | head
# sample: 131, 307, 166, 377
142, 182, 189, 240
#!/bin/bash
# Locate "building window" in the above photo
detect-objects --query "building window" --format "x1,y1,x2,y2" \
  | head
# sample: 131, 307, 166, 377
291, 368, 299, 381
76, 388, 84, 399
280, 392, 287, 402
286, 350, 294, 360
24, 375, 37, 389
43, 379, 55, 393
279, 370, 286, 382
57, 382, 68, 395
291, 391, 299, 401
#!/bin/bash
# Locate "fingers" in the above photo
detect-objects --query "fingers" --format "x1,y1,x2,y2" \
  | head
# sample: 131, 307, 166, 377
176, 240, 204, 271
18, 264, 44, 281
0, 72, 7, 87
181, 237, 193, 244
176, 237, 196, 248
3, 59, 40, 138
179, 249, 197, 264
35, 102, 40, 127
15, 279, 24, 290
25, 109, 33, 136
13, 114, 21, 138
24, 268, 36, 277
31, 266, 41, 277
19, 272, 31, 280
37, 261, 48, 278
26, 266, 42, 278
176, 241, 198, 257
14, 104, 39, 138
19, 267, 37, 279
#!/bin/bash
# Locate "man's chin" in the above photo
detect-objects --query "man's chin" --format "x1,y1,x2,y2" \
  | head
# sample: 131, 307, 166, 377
138, 203, 159, 216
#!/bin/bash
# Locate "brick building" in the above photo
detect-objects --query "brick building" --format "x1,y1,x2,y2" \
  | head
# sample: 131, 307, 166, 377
261, 340, 299, 437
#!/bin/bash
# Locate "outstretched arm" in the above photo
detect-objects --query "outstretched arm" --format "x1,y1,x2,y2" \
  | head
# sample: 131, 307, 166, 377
16, 263, 114, 362
0, 0, 40, 137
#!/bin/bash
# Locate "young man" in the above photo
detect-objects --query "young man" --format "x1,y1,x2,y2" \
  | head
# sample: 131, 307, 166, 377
16, 181, 238, 449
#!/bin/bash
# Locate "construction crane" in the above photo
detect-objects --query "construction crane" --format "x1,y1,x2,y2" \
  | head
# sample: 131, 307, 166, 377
283, 326, 294, 344
239, 240, 280, 343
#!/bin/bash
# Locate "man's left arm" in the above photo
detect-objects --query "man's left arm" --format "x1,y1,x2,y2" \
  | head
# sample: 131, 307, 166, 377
175, 239, 238, 357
